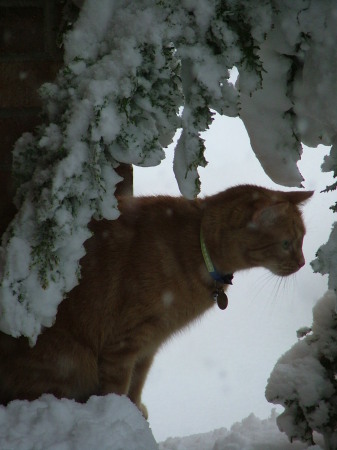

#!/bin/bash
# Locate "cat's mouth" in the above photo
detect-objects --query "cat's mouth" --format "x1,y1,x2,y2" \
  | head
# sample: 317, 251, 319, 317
268, 263, 304, 277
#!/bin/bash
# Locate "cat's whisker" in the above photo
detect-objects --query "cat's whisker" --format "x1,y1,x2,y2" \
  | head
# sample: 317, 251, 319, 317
255, 270, 298, 318
275, 276, 286, 298
282, 274, 298, 306
245, 270, 275, 307
252, 271, 275, 296
265, 275, 285, 314
248, 270, 286, 317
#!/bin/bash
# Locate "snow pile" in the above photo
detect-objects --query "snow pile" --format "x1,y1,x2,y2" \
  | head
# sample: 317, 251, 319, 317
266, 290, 337, 448
0, 394, 157, 450
160, 411, 323, 450
0, 394, 324, 450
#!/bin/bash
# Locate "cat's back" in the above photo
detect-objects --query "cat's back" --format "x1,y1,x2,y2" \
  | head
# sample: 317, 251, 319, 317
58, 194, 202, 321
85, 195, 201, 257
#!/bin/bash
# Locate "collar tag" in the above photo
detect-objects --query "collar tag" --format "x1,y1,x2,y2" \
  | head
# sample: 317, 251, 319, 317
214, 290, 229, 310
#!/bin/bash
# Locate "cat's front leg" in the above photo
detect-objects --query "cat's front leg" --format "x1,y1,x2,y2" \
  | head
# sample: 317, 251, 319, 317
127, 353, 155, 419
98, 348, 135, 397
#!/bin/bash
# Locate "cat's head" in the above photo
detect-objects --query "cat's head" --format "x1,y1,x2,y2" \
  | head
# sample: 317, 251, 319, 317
244, 190, 313, 276
203, 186, 313, 277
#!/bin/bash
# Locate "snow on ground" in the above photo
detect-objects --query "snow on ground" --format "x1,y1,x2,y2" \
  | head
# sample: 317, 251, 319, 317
0, 394, 157, 450
0, 394, 324, 450
160, 411, 324, 450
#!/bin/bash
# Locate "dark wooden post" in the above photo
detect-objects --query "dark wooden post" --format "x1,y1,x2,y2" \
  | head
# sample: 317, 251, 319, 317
0, 0, 133, 236
0, 0, 63, 231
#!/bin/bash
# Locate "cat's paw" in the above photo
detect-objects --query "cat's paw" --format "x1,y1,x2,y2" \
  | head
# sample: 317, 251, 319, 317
138, 402, 148, 420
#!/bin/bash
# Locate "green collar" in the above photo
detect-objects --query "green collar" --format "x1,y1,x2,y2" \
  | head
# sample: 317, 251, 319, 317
200, 229, 234, 285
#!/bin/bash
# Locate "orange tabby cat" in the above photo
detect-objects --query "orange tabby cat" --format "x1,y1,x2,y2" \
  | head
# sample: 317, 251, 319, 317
0, 185, 312, 417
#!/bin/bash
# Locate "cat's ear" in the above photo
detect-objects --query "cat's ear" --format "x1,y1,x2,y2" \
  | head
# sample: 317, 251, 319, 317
252, 202, 289, 227
284, 190, 314, 205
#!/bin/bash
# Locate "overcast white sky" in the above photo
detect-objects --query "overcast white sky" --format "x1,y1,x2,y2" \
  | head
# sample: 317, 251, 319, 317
133, 113, 335, 441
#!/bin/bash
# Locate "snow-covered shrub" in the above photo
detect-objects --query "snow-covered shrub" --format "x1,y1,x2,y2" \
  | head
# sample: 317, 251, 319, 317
266, 291, 337, 449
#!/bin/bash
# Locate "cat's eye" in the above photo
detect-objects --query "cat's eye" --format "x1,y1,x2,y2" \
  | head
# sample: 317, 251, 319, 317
281, 240, 291, 250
